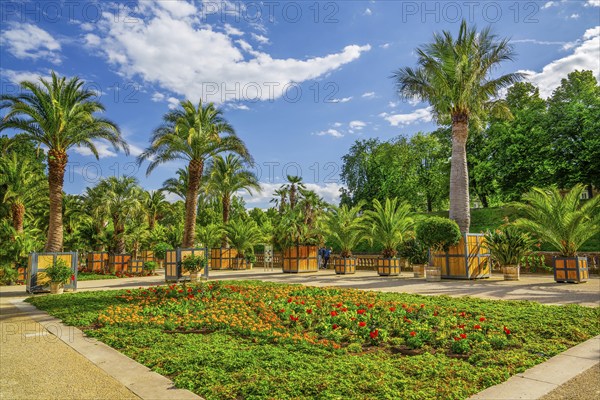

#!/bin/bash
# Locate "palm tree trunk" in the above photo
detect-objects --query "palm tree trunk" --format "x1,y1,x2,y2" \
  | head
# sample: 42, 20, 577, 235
114, 218, 125, 254
183, 159, 203, 248
45, 150, 67, 252
148, 215, 155, 230
221, 195, 230, 247
449, 117, 470, 235
11, 202, 25, 234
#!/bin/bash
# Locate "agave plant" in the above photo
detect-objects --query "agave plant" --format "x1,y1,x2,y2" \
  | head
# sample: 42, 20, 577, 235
224, 219, 263, 259
364, 198, 414, 258
484, 226, 535, 266
513, 185, 600, 257
325, 202, 368, 258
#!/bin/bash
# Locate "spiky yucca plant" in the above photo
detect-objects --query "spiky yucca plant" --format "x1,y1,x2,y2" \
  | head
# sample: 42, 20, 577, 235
364, 198, 414, 258
325, 202, 368, 258
484, 226, 534, 266
514, 185, 600, 257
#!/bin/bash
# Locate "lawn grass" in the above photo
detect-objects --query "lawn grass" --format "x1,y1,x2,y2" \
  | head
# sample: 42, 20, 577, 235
76, 272, 118, 281
27, 280, 599, 400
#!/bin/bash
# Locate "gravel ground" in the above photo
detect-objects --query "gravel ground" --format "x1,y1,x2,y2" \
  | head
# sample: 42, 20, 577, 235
540, 364, 600, 400
0, 302, 139, 400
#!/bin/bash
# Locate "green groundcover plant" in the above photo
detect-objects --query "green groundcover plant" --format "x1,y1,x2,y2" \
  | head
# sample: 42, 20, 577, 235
27, 281, 599, 400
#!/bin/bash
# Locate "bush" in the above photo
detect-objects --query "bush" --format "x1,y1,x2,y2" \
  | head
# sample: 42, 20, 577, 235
484, 226, 534, 266
182, 255, 206, 273
144, 261, 158, 273
0, 264, 18, 285
399, 238, 429, 265
416, 217, 461, 252
45, 259, 72, 283
153, 242, 173, 260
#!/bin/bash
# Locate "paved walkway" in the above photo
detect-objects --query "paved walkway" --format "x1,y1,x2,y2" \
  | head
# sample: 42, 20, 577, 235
1, 270, 598, 399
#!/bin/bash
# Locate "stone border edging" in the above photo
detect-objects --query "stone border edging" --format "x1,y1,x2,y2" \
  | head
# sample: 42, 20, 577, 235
470, 335, 600, 399
11, 299, 202, 400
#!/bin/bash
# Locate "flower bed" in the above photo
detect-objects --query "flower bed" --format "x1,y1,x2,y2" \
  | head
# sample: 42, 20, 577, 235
27, 281, 599, 400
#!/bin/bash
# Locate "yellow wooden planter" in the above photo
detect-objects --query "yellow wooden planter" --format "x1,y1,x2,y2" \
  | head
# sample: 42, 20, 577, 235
334, 257, 356, 274
432, 234, 490, 280
86, 252, 108, 272
108, 254, 131, 274
27, 252, 78, 294
376, 258, 401, 276
282, 245, 318, 273
165, 248, 208, 282
554, 257, 588, 283
210, 248, 238, 270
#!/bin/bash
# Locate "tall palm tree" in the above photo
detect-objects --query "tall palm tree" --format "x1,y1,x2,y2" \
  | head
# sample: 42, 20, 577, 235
364, 198, 414, 258
271, 188, 289, 213
144, 190, 168, 230
0, 72, 128, 251
138, 100, 250, 248
298, 188, 326, 230
97, 176, 144, 254
514, 185, 600, 257
205, 154, 261, 226
393, 21, 523, 234
161, 167, 189, 201
285, 175, 305, 209
0, 153, 46, 233
81, 185, 110, 251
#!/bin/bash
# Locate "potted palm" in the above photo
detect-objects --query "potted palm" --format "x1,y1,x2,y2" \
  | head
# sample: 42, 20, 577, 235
484, 226, 534, 280
325, 203, 368, 275
182, 254, 207, 281
400, 238, 429, 278
224, 219, 263, 270
364, 198, 413, 276
45, 259, 73, 294
276, 205, 322, 273
514, 185, 600, 283
416, 217, 462, 282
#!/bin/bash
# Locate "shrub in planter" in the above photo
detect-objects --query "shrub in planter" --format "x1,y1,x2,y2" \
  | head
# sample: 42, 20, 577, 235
514, 185, 600, 283
364, 198, 413, 276
416, 217, 461, 281
484, 226, 534, 280
225, 219, 263, 271
153, 242, 173, 266
400, 238, 429, 278
182, 255, 207, 281
45, 259, 73, 294
325, 203, 368, 275
143, 261, 158, 275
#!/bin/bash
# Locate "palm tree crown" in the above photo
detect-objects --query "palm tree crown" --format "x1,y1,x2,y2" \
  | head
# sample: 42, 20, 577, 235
393, 21, 522, 234
364, 198, 414, 258
325, 202, 368, 257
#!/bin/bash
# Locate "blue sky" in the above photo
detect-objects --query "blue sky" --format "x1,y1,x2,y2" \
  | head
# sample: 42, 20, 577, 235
1, 0, 599, 208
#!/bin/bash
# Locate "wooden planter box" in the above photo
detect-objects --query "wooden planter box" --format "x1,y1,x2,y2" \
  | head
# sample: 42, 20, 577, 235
128, 259, 145, 274
86, 252, 108, 272
231, 257, 248, 270
282, 245, 318, 273
412, 264, 425, 278
554, 256, 588, 283
165, 248, 208, 282
27, 252, 78, 294
139, 250, 155, 263
425, 266, 441, 282
502, 265, 520, 281
210, 248, 238, 270
334, 257, 356, 274
432, 234, 490, 280
108, 254, 131, 274
376, 258, 401, 276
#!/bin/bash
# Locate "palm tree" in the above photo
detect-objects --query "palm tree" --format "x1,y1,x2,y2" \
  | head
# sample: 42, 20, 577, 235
205, 154, 261, 246
144, 190, 168, 230
285, 175, 305, 209
325, 202, 368, 257
97, 177, 144, 254
0, 153, 46, 233
514, 185, 600, 257
138, 100, 250, 248
81, 185, 110, 251
224, 219, 263, 259
364, 198, 414, 258
161, 168, 189, 201
0, 72, 128, 251
271, 188, 289, 213
298, 188, 326, 231
196, 223, 224, 249
393, 21, 523, 234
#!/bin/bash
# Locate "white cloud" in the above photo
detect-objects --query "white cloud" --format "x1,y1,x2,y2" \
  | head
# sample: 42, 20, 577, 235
85, 2, 370, 104
167, 97, 180, 109
1, 23, 61, 63
73, 140, 118, 158
251, 33, 270, 44
243, 182, 343, 206
569, 13, 580, 19
151, 92, 165, 102
80, 22, 95, 32
333, 122, 343, 127
224, 23, 243, 36
519, 26, 600, 98
380, 107, 433, 126
542, 1, 556, 9
314, 129, 344, 138
380, 43, 391, 49
1, 69, 51, 84
364, 8, 372, 15
361, 91, 376, 98
388, 101, 398, 108
585, 0, 600, 7
513, 39, 569, 46
227, 103, 250, 110
329, 96, 353, 103
349, 120, 366, 130
84, 34, 101, 47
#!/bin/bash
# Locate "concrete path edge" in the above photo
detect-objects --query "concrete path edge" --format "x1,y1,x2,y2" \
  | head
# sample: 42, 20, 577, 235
469, 335, 600, 399
11, 299, 202, 400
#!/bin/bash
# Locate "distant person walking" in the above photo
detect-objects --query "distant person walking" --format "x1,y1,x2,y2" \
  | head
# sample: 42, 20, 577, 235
322, 247, 331, 270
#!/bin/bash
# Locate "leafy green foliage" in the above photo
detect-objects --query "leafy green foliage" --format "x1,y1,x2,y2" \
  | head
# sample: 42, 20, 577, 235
364, 198, 413, 258
224, 219, 263, 258
181, 255, 206, 273
399, 238, 429, 265
416, 217, 461, 252
45, 258, 72, 283
484, 226, 534, 266
153, 242, 174, 260
324, 203, 368, 257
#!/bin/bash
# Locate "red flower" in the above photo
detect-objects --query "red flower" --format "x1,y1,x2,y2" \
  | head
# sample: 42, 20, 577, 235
460, 312, 466, 317
460, 333, 467, 339
433, 311, 438, 316
368, 304, 374, 309
187, 294, 194, 299
504, 326, 511, 335
454, 337, 461, 341
71, 274, 75, 281
330, 311, 338, 317
332, 324, 339, 330
389, 307, 396, 312
290, 315, 299, 322
301, 301, 305, 305
279, 309, 285, 313
350, 317, 356, 321
358, 321, 366, 327
178, 289, 183, 293
341, 307, 348, 312
458, 324, 465, 329
402, 304, 407, 309
410, 331, 416, 337
370, 329, 379, 339
420, 304, 425, 308
479, 317, 486, 322
357, 309, 366, 315
287, 298, 293, 303
306, 309, 312, 314
474, 324, 481, 330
